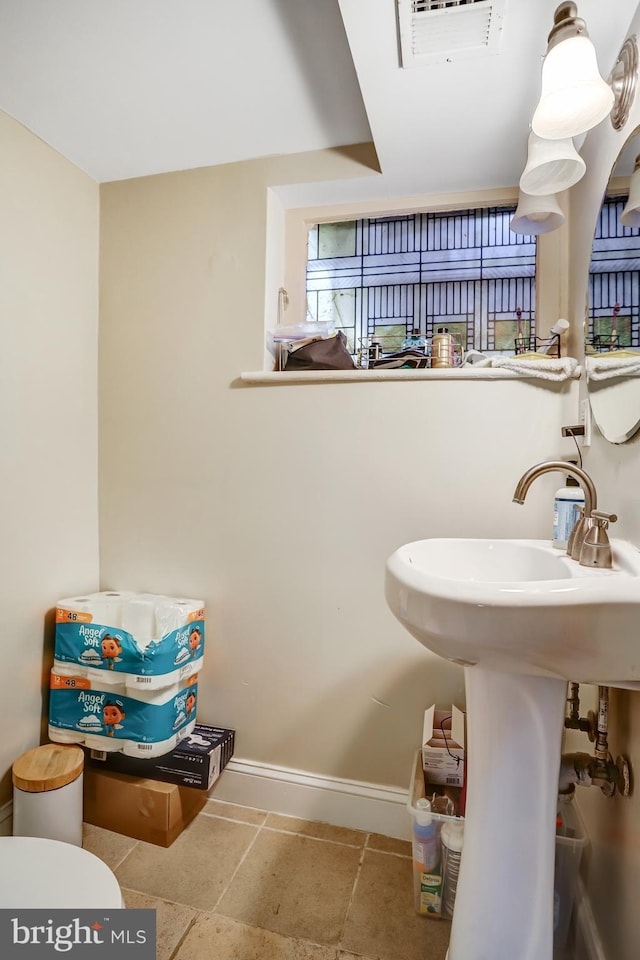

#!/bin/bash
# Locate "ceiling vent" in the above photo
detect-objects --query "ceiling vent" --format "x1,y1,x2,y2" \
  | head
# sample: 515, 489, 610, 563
397, 0, 506, 68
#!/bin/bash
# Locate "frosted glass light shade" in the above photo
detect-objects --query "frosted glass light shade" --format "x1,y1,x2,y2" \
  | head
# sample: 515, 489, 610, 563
519, 131, 586, 195
621, 159, 640, 228
532, 35, 615, 140
510, 192, 564, 236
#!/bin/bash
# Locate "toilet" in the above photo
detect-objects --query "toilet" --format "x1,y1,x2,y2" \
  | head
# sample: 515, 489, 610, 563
0, 837, 123, 908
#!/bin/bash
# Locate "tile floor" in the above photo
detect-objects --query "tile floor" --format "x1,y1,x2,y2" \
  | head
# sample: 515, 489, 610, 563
83, 799, 452, 960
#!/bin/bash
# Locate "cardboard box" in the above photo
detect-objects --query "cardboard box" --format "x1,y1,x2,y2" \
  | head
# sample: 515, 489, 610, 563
87, 724, 235, 790
422, 705, 465, 788
83, 766, 207, 846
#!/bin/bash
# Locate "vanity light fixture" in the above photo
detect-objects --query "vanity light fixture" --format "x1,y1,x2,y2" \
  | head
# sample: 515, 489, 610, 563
531, 2, 614, 140
510, 190, 564, 236
610, 36, 639, 131
519, 131, 586, 196
620, 155, 640, 228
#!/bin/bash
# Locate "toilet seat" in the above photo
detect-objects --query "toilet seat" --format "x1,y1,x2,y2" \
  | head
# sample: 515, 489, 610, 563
0, 837, 123, 908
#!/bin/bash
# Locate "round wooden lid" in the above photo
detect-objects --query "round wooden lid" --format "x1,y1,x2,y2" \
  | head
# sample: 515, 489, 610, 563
12, 744, 84, 793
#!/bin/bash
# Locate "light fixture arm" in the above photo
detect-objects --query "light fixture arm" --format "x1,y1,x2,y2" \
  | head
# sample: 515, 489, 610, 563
546, 2, 588, 53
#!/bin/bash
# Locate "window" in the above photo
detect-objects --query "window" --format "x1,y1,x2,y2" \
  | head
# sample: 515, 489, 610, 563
305, 206, 536, 361
588, 197, 640, 349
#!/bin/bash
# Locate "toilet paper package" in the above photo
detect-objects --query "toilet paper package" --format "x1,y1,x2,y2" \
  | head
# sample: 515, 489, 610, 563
54, 591, 205, 689
48, 671, 198, 758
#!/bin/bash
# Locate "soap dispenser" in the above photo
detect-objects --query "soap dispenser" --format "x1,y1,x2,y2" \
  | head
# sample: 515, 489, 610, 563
553, 469, 585, 550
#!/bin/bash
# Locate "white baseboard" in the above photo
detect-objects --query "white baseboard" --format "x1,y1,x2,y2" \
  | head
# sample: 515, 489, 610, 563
574, 876, 607, 960
208, 757, 412, 840
0, 800, 13, 836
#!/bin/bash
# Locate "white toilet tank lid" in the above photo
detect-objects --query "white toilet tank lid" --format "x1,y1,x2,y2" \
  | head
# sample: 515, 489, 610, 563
0, 837, 122, 908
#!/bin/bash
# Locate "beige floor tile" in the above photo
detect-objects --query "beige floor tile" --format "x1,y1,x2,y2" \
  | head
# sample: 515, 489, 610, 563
122, 889, 196, 960
337, 954, 377, 960
341, 850, 451, 960
366, 833, 411, 857
82, 823, 138, 870
173, 914, 337, 960
264, 814, 366, 847
203, 800, 268, 825
115, 814, 258, 911
217, 829, 361, 945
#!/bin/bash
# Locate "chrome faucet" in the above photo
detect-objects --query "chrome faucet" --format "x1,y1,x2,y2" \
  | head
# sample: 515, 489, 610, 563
512, 460, 617, 568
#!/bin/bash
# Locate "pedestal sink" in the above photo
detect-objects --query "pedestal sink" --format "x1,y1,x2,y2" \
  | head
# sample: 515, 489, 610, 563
386, 537, 640, 960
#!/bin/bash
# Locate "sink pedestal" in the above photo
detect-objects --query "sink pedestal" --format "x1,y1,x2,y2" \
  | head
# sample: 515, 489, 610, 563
448, 667, 567, 960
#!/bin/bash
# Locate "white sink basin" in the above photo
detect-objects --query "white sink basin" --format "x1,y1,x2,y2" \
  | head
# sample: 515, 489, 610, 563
386, 534, 640, 959
386, 537, 640, 687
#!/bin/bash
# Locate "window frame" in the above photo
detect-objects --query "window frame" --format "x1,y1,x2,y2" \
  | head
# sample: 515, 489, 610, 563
282, 188, 568, 368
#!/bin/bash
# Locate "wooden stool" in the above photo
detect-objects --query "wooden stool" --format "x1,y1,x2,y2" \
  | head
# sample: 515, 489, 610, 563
12, 744, 84, 846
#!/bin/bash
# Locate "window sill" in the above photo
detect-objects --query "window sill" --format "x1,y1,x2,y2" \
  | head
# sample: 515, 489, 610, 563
240, 368, 581, 385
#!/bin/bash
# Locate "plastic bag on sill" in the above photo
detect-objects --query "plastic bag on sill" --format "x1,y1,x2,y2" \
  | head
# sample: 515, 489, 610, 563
283, 331, 356, 371
267, 321, 335, 354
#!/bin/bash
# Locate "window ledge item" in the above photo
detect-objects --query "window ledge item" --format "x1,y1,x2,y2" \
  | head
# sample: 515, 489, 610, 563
240, 366, 581, 385
490, 356, 580, 381
585, 352, 640, 381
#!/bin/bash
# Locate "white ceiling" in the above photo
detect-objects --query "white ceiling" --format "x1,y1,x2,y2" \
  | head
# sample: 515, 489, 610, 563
0, 0, 638, 197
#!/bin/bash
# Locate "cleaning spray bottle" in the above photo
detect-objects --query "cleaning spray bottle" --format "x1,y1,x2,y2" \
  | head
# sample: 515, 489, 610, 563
412, 798, 442, 915
552, 464, 585, 550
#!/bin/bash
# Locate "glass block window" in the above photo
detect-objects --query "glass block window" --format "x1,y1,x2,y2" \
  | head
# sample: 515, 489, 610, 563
588, 197, 640, 349
306, 206, 536, 358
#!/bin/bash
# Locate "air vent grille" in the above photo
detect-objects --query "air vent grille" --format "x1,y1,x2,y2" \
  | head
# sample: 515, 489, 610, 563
397, 0, 506, 68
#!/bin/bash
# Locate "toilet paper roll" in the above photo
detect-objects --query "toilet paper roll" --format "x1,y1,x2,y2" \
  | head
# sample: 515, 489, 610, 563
178, 654, 203, 681
86, 669, 126, 692
99, 591, 136, 630
57, 590, 135, 629
122, 734, 178, 758
176, 717, 197, 744
52, 660, 88, 680
83, 734, 121, 753
124, 678, 196, 703
48, 726, 84, 745
154, 596, 205, 637
121, 596, 156, 640
57, 594, 111, 627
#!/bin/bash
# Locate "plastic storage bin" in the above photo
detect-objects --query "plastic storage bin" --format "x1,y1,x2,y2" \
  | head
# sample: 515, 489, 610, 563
408, 750, 464, 918
408, 750, 588, 939
554, 796, 588, 951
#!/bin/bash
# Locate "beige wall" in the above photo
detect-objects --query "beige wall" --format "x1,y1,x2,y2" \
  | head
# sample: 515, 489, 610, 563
0, 111, 100, 804
566, 7, 640, 957
99, 150, 577, 789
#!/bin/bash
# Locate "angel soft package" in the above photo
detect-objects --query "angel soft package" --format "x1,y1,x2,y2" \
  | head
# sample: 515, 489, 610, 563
48, 672, 198, 757
53, 590, 205, 691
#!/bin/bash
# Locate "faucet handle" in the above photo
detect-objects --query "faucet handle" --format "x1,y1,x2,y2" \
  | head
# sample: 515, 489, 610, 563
590, 510, 617, 526
579, 510, 617, 568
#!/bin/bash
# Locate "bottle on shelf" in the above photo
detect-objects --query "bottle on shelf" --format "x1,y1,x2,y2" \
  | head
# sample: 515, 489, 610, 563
431, 327, 454, 368
440, 820, 465, 918
412, 798, 442, 915
402, 327, 427, 351
367, 336, 383, 367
